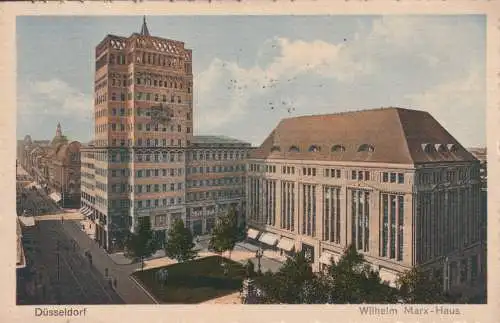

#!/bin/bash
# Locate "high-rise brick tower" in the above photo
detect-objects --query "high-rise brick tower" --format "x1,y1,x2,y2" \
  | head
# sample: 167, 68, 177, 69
84, 17, 194, 250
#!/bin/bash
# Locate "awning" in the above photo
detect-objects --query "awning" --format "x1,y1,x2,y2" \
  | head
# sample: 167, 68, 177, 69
80, 206, 89, 214
319, 251, 341, 265
85, 208, 94, 217
18, 216, 36, 227
379, 269, 399, 287
277, 237, 295, 251
50, 192, 61, 202
258, 232, 279, 246
247, 228, 260, 240
25, 181, 37, 188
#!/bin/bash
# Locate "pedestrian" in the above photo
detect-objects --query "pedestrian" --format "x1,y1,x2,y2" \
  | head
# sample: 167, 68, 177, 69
113, 278, 117, 288
104, 268, 108, 277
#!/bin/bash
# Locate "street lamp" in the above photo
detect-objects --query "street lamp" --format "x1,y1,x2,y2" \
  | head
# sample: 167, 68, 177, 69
255, 248, 263, 273
443, 256, 450, 293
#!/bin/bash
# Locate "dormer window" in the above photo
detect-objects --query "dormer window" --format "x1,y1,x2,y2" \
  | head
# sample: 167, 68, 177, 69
447, 144, 458, 153
309, 145, 320, 152
289, 146, 300, 152
270, 146, 281, 153
436, 144, 448, 153
331, 144, 346, 152
358, 144, 375, 152
422, 143, 435, 153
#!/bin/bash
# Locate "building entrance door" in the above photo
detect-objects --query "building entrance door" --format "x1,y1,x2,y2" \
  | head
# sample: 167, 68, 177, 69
192, 220, 202, 236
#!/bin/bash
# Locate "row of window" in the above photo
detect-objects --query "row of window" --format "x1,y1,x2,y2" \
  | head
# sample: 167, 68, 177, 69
381, 172, 405, 184
86, 150, 187, 164
136, 168, 183, 178
81, 192, 95, 204
324, 168, 342, 178
418, 167, 479, 185
136, 197, 184, 209
96, 123, 191, 134
186, 189, 243, 202
134, 77, 191, 94
95, 92, 108, 105
95, 106, 191, 121
250, 164, 407, 184
134, 70, 190, 87
81, 171, 95, 180
189, 150, 247, 161
134, 182, 183, 193
92, 138, 188, 149
186, 176, 244, 188
131, 51, 189, 73
81, 182, 95, 191
187, 165, 244, 174
265, 165, 277, 173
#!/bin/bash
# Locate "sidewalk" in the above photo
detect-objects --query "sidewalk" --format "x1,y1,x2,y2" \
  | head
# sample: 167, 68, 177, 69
61, 220, 155, 304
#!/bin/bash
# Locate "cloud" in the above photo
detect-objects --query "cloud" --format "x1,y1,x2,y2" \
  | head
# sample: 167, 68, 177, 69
194, 37, 373, 133
404, 66, 485, 146
194, 16, 484, 144
18, 78, 92, 119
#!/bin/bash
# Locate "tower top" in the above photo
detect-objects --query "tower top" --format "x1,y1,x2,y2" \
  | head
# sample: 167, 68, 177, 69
56, 122, 62, 137
140, 16, 150, 36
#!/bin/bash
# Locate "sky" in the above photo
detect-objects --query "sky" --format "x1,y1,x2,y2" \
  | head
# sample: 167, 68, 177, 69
16, 15, 486, 147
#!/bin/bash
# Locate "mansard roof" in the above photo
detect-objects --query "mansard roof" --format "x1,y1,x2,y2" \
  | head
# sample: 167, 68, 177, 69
250, 107, 477, 165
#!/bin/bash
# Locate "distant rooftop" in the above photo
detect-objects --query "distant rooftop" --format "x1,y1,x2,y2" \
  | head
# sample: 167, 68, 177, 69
468, 148, 487, 162
192, 135, 251, 147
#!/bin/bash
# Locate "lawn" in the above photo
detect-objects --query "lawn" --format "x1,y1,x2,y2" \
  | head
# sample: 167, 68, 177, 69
132, 255, 247, 304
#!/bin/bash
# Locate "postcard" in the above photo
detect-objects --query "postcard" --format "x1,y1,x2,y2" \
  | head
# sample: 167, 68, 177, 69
1, 1, 499, 323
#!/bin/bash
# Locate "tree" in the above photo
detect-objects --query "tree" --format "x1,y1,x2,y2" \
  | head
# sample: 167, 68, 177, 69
208, 206, 239, 260
164, 219, 197, 262
245, 260, 256, 278
396, 266, 448, 303
321, 244, 398, 304
124, 217, 157, 270
254, 251, 326, 304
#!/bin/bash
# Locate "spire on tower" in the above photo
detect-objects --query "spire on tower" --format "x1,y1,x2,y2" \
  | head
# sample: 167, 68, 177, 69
56, 122, 62, 137
140, 16, 150, 36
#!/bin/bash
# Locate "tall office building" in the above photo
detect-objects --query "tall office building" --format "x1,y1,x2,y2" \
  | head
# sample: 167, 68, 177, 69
247, 107, 485, 298
81, 18, 249, 251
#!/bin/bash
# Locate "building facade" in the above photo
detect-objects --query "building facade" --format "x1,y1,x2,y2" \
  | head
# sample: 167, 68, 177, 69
246, 107, 484, 298
82, 18, 250, 251
18, 124, 82, 208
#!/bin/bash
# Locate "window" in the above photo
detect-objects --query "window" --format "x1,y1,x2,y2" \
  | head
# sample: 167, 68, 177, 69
309, 145, 320, 152
382, 172, 389, 182
289, 146, 300, 152
332, 145, 346, 152
422, 143, 435, 154
358, 144, 375, 152
397, 173, 404, 184
390, 173, 397, 183
271, 146, 281, 152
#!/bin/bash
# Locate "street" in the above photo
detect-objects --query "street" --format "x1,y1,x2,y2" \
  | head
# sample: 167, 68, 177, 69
20, 220, 124, 305
60, 219, 157, 304
18, 185, 61, 217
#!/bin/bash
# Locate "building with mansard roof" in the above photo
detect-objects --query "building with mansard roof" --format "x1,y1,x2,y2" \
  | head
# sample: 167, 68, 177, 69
80, 17, 250, 251
247, 107, 485, 299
